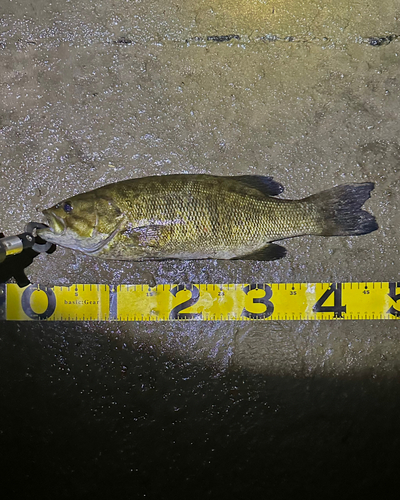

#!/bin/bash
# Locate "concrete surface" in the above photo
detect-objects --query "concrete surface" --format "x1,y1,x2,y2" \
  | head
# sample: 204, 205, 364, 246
1, 1, 400, 498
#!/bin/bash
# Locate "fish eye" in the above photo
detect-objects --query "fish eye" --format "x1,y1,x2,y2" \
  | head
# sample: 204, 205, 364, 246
63, 201, 73, 213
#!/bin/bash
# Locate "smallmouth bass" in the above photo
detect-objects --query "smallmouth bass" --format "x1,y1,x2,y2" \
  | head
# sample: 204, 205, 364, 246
37, 174, 378, 261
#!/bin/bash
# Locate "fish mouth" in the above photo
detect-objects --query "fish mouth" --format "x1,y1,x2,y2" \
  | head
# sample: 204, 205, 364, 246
42, 209, 66, 234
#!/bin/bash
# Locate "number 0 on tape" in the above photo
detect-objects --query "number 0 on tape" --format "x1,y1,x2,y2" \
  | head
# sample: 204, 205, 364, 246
1, 282, 399, 321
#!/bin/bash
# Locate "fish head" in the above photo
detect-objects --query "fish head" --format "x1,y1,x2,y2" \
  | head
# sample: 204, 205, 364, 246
42, 193, 98, 237
38, 192, 124, 254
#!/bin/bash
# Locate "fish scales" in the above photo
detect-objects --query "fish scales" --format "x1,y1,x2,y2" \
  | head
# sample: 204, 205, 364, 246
37, 174, 378, 261
91, 177, 318, 258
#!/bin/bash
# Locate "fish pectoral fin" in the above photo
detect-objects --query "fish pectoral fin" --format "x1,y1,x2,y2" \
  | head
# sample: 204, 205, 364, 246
232, 243, 287, 261
129, 225, 171, 248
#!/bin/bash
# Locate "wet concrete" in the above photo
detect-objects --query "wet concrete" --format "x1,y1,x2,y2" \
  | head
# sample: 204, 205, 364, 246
1, 1, 400, 498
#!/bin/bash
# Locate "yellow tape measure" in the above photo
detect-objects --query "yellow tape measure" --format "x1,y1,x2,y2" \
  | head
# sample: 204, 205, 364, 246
1, 282, 400, 321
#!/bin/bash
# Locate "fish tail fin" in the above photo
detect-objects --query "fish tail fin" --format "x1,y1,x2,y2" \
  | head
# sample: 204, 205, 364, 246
306, 183, 378, 236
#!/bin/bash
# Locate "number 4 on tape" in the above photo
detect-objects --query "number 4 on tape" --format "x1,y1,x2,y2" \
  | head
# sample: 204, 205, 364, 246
313, 283, 346, 318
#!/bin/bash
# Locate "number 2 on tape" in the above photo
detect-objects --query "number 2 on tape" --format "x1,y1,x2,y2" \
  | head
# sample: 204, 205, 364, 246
169, 285, 202, 320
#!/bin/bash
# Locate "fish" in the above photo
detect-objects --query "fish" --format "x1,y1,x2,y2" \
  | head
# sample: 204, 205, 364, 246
37, 174, 378, 261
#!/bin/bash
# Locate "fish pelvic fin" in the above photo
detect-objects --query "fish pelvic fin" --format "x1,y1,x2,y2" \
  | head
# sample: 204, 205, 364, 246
232, 243, 287, 261
306, 183, 378, 236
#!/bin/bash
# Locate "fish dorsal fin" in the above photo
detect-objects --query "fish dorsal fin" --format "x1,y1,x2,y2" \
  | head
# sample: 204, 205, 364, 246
232, 243, 287, 261
232, 175, 284, 197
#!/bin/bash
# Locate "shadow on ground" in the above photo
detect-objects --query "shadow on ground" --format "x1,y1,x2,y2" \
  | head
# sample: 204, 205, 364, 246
1, 321, 399, 499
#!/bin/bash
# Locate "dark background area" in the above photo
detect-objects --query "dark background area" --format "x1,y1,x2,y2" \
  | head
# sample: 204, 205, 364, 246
1, 321, 399, 499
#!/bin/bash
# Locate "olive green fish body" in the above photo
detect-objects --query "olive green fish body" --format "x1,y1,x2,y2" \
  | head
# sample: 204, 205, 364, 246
38, 174, 378, 261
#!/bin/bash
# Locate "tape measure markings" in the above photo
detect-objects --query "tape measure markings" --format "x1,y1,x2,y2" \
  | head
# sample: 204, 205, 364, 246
1, 282, 400, 321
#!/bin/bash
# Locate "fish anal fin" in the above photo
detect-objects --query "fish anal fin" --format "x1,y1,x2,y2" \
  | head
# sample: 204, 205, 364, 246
232, 243, 287, 261
232, 175, 284, 197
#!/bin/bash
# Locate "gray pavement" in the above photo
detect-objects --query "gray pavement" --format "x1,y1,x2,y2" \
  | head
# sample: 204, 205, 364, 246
1, 1, 400, 498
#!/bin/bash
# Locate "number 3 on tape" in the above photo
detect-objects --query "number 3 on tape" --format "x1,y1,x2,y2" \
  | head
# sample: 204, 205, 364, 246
242, 284, 274, 319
